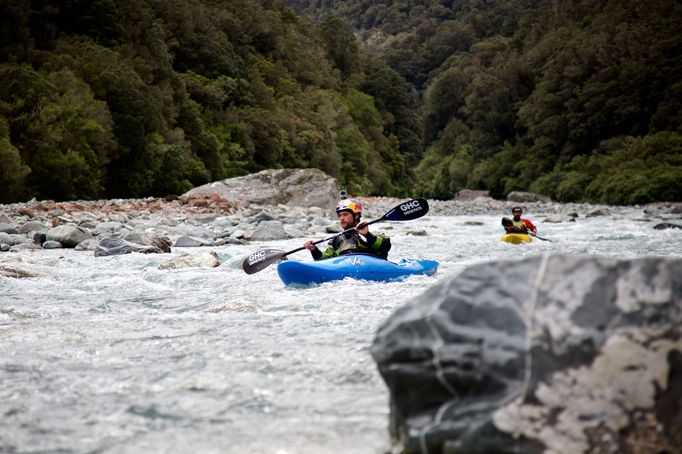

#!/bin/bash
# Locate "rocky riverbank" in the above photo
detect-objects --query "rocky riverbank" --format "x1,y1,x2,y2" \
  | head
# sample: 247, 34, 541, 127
1, 169, 681, 258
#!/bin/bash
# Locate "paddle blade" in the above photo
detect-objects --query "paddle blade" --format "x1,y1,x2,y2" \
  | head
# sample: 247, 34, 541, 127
501, 217, 513, 227
242, 249, 286, 274
383, 198, 429, 221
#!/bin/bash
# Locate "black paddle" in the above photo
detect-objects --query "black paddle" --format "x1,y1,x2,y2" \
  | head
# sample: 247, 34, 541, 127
501, 217, 553, 242
242, 198, 430, 274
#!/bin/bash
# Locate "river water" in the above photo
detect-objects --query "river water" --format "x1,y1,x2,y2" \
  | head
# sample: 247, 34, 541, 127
2, 211, 681, 453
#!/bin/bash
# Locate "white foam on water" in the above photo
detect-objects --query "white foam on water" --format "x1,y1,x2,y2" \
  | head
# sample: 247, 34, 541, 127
1, 214, 680, 453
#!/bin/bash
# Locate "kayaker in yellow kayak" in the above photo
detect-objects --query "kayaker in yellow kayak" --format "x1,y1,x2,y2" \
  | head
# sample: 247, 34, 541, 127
504, 206, 537, 235
303, 196, 392, 260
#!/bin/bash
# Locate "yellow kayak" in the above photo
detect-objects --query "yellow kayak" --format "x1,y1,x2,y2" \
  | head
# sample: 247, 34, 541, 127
501, 233, 532, 244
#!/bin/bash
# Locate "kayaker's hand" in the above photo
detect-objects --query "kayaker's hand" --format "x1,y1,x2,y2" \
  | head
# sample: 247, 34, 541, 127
355, 222, 369, 235
304, 240, 315, 250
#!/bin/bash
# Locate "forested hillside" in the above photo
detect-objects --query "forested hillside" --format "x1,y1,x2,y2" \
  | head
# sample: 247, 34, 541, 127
285, 0, 682, 204
1, 0, 680, 205
0, 0, 414, 203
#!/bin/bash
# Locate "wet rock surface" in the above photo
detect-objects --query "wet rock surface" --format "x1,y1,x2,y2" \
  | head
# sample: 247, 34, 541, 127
184, 168, 339, 208
371, 255, 682, 453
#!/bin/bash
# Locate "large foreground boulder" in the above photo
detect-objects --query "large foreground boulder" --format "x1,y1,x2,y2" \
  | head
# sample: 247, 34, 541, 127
371, 255, 682, 453
183, 168, 339, 208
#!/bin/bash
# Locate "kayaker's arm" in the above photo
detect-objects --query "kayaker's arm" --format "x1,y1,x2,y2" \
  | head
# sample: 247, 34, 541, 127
522, 219, 537, 234
305, 239, 339, 260
502, 216, 535, 234
505, 225, 525, 233
304, 240, 324, 260
359, 230, 391, 259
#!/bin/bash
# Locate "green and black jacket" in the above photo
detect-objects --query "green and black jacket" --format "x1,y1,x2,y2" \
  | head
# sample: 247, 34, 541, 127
310, 230, 391, 260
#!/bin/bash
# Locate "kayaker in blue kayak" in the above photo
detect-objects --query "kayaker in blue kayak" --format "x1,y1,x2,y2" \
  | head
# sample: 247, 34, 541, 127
503, 206, 537, 234
304, 198, 392, 260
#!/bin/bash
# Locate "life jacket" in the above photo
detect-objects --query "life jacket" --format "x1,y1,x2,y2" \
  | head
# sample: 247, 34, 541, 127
319, 229, 390, 259
335, 231, 363, 255
509, 217, 536, 234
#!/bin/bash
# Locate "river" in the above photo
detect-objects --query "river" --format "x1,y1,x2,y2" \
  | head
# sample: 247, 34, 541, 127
2, 211, 681, 453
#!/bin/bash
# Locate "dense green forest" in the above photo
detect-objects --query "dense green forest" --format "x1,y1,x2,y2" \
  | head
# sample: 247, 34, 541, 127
1, 0, 680, 204
0, 0, 413, 203
285, 0, 682, 204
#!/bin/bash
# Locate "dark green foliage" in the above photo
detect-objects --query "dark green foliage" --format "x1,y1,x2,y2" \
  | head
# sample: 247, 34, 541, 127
530, 132, 682, 204
319, 16, 360, 80
0, 0, 679, 204
0, 63, 115, 200
579, 133, 680, 204
287, 0, 681, 203
359, 59, 423, 165
339, 88, 410, 195
0, 118, 30, 203
150, 0, 243, 79
0, 0, 417, 202
0, 0, 32, 61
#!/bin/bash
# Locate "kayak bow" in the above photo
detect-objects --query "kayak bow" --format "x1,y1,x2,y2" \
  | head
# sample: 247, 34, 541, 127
500, 233, 532, 244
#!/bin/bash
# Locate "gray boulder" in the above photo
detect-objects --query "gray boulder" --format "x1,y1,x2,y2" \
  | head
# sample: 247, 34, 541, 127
18, 220, 48, 234
33, 232, 47, 245
586, 207, 611, 217
123, 232, 172, 253
75, 239, 99, 251
371, 255, 682, 454
283, 225, 306, 238
174, 236, 213, 247
46, 225, 93, 248
0, 232, 28, 246
507, 191, 552, 203
92, 221, 128, 236
653, 222, 682, 230
0, 265, 40, 278
183, 168, 339, 208
0, 223, 18, 234
454, 189, 491, 201
94, 237, 168, 257
324, 224, 342, 233
158, 251, 221, 270
250, 220, 291, 241
541, 214, 576, 223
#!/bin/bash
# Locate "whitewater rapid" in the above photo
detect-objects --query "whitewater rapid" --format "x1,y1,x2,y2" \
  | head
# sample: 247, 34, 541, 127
1, 213, 681, 453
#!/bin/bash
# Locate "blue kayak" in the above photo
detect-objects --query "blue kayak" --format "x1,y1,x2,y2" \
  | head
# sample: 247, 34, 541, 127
277, 254, 439, 286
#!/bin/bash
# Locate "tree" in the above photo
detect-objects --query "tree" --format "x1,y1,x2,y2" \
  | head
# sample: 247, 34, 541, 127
319, 16, 360, 80
0, 117, 30, 203
360, 58, 422, 164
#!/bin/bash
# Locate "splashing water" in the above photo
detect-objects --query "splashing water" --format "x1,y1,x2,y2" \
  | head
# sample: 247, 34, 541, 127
1, 214, 681, 453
